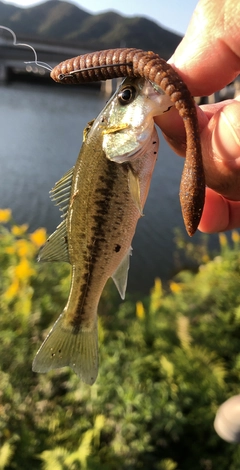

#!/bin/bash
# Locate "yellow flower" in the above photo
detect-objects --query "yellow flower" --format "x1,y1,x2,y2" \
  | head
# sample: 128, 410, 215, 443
4, 278, 20, 300
16, 239, 33, 258
16, 294, 32, 318
5, 246, 15, 255
14, 258, 35, 280
153, 278, 162, 296
150, 278, 162, 312
11, 224, 28, 236
232, 230, 240, 244
170, 281, 182, 294
136, 301, 145, 320
29, 228, 47, 247
219, 233, 228, 247
0, 209, 12, 223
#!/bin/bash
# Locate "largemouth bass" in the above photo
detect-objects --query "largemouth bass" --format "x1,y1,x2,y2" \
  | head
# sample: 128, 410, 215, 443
32, 77, 173, 385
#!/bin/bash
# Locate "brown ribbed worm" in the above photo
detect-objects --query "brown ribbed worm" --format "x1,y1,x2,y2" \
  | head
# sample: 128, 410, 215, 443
51, 48, 205, 236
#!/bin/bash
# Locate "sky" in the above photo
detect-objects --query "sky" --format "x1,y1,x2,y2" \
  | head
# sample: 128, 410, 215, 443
2, 0, 199, 35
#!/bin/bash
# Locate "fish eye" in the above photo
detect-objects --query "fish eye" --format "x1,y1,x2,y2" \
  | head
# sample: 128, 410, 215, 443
118, 86, 136, 105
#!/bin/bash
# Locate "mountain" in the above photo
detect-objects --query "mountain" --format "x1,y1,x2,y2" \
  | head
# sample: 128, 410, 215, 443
0, 0, 182, 59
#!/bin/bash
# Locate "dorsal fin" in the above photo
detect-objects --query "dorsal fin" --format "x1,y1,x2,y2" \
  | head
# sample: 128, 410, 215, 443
50, 167, 74, 219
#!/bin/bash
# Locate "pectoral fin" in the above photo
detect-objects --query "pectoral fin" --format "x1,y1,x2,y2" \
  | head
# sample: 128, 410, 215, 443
112, 247, 132, 299
128, 167, 143, 215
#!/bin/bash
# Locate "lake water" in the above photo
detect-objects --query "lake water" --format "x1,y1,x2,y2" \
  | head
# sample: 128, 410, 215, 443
0, 81, 218, 293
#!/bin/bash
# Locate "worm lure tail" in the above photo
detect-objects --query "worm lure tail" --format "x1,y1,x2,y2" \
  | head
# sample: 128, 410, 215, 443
51, 48, 205, 236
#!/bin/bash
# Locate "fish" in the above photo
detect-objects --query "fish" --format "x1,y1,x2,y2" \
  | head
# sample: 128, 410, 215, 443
32, 76, 173, 385
51, 47, 205, 237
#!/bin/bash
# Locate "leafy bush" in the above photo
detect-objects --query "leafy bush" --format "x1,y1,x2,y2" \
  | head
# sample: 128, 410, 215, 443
0, 209, 240, 469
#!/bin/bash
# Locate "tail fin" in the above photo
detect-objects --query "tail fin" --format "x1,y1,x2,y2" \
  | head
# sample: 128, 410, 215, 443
32, 314, 98, 385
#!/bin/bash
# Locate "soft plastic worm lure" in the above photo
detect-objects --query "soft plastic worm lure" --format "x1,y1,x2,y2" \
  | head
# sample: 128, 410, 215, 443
51, 48, 205, 236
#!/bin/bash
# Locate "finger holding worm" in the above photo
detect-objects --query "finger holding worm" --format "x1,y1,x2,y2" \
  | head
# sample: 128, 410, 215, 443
51, 48, 205, 237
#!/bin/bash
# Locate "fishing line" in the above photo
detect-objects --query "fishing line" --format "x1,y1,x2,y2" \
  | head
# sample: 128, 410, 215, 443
59, 63, 133, 80
0, 26, 131, 78
0, 25, 53, 72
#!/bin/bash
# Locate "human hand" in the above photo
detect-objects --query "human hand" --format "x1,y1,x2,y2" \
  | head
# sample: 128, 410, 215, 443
155, 0, 240, 233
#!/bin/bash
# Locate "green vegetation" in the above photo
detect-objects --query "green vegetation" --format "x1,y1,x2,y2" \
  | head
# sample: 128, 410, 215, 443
0, 208, 240, 469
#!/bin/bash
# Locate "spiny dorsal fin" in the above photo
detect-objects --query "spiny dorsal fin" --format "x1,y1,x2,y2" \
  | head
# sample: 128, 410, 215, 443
38, 220, 69, 263
50, 167, 74, 219
112, 247, 132, 299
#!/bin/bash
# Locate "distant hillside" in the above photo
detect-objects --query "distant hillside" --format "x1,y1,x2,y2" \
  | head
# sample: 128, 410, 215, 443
0, 0, 182, 59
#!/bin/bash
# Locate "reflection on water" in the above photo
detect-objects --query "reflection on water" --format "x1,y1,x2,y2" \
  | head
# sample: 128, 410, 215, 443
0, 81, 215, 293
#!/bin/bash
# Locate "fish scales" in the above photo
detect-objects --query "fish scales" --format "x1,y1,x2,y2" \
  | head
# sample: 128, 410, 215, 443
66, 122, 159, 328
66, 144, 139, 329
33, 77, 173, 384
